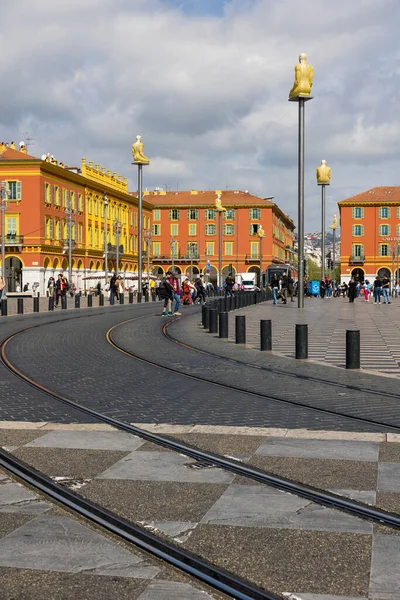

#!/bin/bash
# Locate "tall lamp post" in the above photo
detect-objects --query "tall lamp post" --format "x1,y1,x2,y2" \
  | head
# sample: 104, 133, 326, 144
257, 225, 265, 288
103, 193, 108, 286
329, 214, 338, 281
215, 193, 226, 290
132, 135, 150, 303
144, 229, 152, 284
316, 160, 331, 283
169, 236, 175, 271
289, 53, 314, 308
113, 219, 123, 275
0, 181, 10, 295
65, 199, 77, 285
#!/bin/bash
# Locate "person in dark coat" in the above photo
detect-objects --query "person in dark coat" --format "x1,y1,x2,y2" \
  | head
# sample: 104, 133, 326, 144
348, 277, 357, 303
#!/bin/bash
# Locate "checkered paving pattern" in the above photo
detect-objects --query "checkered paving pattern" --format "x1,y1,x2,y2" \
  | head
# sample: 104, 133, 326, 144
2, 427, 400, 599
226, 296, 400, 376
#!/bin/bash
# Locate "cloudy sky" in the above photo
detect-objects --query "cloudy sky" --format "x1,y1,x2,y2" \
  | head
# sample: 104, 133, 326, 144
1, 0, 399, 232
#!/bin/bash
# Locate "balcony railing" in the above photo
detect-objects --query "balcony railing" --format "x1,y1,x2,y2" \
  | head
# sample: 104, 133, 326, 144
1, 234, 24, 246
152, 254, 200, 263
349, 254, 365, 264
245, 254, 260, 263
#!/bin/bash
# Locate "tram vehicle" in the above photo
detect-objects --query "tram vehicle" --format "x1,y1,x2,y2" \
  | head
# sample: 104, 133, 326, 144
262, 263, 293, 288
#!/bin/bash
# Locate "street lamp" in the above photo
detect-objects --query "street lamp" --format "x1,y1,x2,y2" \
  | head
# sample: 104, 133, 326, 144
103, 193, 108, 286
65, 199, 77, 285
144, 229, 152, 285
316, 160, 331, 283
0, 181, 10, 295
215, 193, 226, 290
131, 135, 150, 303
169, 236, 175, 271
113, 219, 123, 275
257, 225, 265, 288
329, 214, 338, 281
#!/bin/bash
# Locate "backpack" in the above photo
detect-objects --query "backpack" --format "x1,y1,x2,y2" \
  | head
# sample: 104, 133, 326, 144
183, 281, 191, 293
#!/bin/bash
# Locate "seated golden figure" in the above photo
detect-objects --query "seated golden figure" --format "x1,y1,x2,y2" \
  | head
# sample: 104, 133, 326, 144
132, 135, 150, 164
289, 53, 314, 99
316, 160, 331, 185
215, 193, 226, 212
257, 225, 265, 238
329, 214, 338, 230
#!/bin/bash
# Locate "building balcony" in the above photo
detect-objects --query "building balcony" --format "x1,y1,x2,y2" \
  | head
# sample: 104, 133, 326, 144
1, 234, 24, 249
349, 255, 365, 265
152, 254, 200, 263
245, 254, 260, 263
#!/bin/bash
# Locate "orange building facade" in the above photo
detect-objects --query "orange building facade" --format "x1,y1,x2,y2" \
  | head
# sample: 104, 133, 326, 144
0, 146, 152, 294
145, 189, 295, 285
338, 186, 400, 284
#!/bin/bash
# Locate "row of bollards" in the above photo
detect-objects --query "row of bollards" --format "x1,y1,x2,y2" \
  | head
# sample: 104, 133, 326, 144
202, 295, 361, 369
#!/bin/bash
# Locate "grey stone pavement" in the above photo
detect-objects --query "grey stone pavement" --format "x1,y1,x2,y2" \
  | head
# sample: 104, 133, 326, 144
1, 423, 400, 599
1, 299, 400, 597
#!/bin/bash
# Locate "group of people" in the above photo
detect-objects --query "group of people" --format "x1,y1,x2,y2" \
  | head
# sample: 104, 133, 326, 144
269, 272, 295, 305
158, 271, 208, 316
47, 274, 71, 306
346, 275, 392, 304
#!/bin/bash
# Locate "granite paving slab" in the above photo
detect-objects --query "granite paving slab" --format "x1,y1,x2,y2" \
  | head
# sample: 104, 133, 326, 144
0, 477, 51, 514
369, 534, 400, 599
378, 463, 400, 492
255, 438, 379, 462
0, 514, 160, 578
97, 451, 236, 484
24, 430, 145, 451
200, 485, 372, 534
137, 580, 215, 598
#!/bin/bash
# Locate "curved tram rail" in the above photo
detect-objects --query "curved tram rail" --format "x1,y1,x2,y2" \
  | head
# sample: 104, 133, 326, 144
1, 322, 399, 534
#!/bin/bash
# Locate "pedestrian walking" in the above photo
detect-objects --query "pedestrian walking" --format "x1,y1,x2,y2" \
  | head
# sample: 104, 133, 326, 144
159, 271, 174, 316
182, 277, 193, 305
363, 280, 371, 302
280, 273, 289, 304
269, 273, 279, 305
194, 274, 206, 304
55, 273, 68, 306
348, 277, 357, 303
381, 275, 391, 304
47, 276, 55, 298
109, 272, 118, 301
0, 276, 5, 301
373, 276, 382, 304
224, 273, 234, 297
168, 272, 181, 315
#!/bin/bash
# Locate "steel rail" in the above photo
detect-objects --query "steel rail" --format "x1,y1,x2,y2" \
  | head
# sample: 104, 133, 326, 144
0, 448, 279, 600
1, 326, 399, 531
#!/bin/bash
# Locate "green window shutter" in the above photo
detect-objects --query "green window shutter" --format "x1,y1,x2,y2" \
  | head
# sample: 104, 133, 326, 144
361, 208, 364, 218
352, 207, 355, 218
16, 181, 22, 200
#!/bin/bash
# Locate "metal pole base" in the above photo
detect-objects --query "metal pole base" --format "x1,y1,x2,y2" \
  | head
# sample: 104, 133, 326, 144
219, 312, 228, 338
346, 330, 360, 369
260, 319, 272, 351
295, 324, 308, 359
235, 315, 246, 344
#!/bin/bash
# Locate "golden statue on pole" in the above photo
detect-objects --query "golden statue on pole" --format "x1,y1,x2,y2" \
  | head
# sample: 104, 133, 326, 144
329, 214, 338, 230
289, 53, 314, 99
316, 160, 331, 185
257, 225, 265, 238
215, 193, 226, 212
132, 135, 150, 165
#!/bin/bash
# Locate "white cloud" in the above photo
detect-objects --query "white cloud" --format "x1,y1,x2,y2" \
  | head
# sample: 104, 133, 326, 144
0, 0, 399, 231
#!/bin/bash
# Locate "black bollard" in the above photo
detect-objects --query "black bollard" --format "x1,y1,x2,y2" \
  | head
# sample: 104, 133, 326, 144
295, 324, 308, 359
219, 312, 228, 338
110, 293, 115, 305
87, 294, 92, 307
145, 291, 149, 302
1, 299, 7, 316
346, 329, 360, 369
203, 304, 210, 329
61, 295, 67, 310
48, 296, 54, 311
99, 293, 104, 306
209, 308, 218, 334
17, 298, 23, 314
75, 295, 80, 308
120, 293, 124, 305
137, 292, 142, 303
226, 295, 231, 312
260, 319, 272, 351
129, 292, 134, 304
235, 315, 246, 344
33, 297, 39, 313
152, 292, 156, 302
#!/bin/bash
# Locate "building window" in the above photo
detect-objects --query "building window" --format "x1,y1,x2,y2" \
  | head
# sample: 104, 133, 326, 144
94, 199, 98, 217
250, 241, 259, 258
45, 217, 53, 239
152, 224, 161, 235
249, 223, 260, 235
225, 242, 233, 256
187, 242, 198, 257
5, 181, 22, 201
379, 207, 390, 219
352, 207, 364, 219
54, 186, 60, 207
44, 183, 52, 205
153, 242, 161, 256
168, 209, 180, 220
249, 208, 260, 220
225, 209, 235, 220
87, 196, 92, 214
78, 223, 83, 243
88, 227, 93, 246
71, 223, 76, 242
188, 223, 197, 236
379, 224, 390, 236
63, 189, 69, 208
206, 242, 214, 256
397, 224, 400, 236
379, 244, 389, 256
205, 209, 216, 220
187, 209, 199, 220
352, 244, 364, 257
78, 194, 83, 212
397, 207, 400, 219
352, 225, 364, 236
170, 223, 179, 236
224, 224, 234, 235
205, 224, 216, 235
6, 216, 17, 236
153, 209, 161, 221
